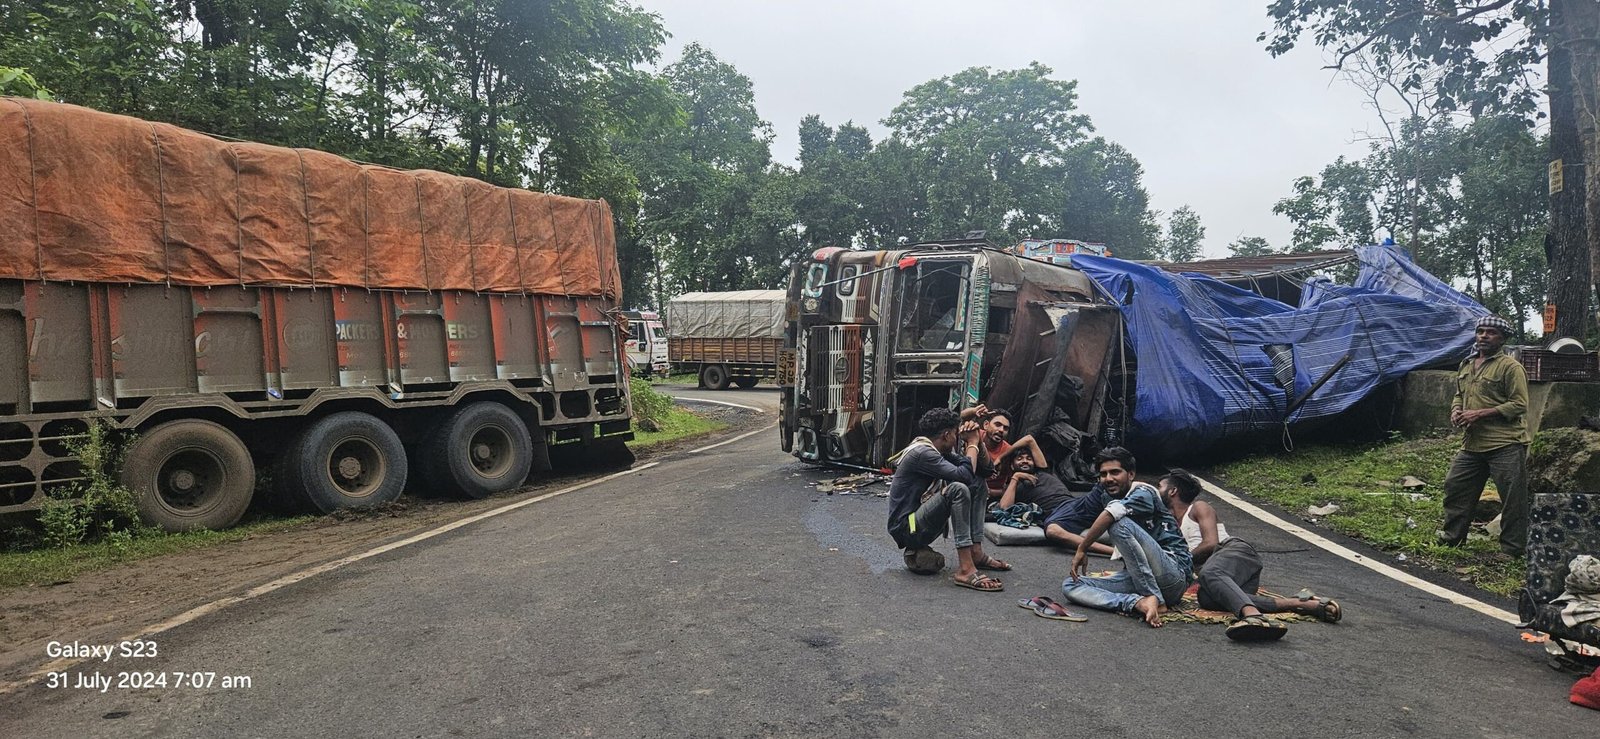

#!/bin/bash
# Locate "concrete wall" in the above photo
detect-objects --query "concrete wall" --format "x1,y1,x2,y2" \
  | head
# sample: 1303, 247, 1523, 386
1396, 370, 1600, 437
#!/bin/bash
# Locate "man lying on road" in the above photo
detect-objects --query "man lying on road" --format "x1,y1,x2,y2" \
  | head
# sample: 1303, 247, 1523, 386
1062, 448, 1192, 626
886, 408, 1012, 591
998, 448, 1115, 557
1158, 469, 1344, 641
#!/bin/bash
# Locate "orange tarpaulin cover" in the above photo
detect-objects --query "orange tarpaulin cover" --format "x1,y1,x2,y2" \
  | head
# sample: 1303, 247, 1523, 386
0, 98, 620, 300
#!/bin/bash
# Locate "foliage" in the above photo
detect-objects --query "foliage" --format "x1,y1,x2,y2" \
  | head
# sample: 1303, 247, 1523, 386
629, 405, 727, 449
0, 65, 50, 98
1161, 205, 1206, 262
1273, 115, 1548, 335
1227, 235, 1276, 257
1, 515, 313, 589
1213, 433, 1524, 596
38, 422, 148, 549
629, 377, 675, 432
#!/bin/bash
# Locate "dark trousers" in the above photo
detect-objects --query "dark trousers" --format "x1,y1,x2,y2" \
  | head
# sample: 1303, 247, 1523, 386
1441, 444, 1529, 555
1195, 539, 1277, 617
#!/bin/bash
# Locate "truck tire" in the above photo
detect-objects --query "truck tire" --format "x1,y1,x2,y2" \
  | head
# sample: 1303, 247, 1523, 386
421, 402, 533, 499
278, 412, 406, 513
121, 419, 255, 532
700, 364, 731, 390
732, 375, 758, 389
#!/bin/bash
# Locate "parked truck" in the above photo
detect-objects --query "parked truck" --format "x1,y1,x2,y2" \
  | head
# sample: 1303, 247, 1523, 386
621, 309, 670, 377
780, 242, 1122, 471
665, 290, 786, 390
0, 99, 633, 532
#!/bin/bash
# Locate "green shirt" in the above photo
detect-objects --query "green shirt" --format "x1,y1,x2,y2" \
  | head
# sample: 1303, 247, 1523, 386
1451, 349, 1530, 452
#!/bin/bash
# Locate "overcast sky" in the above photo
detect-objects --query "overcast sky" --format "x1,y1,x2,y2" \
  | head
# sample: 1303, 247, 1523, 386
635, 0, 1383, 258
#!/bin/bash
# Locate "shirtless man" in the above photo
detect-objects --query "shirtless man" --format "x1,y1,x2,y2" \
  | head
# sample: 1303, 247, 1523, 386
1159, 469, 1343, 641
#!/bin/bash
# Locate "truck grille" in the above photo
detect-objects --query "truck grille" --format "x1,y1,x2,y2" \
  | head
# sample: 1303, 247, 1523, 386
806, 325, 872, 413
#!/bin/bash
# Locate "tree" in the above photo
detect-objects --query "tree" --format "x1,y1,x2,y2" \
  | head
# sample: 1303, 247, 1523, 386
884, 63, 1092, 242
1228, 236, 1276, 257
1048, 138, 1162, 259
1262, 0, 1598, 338
1162, 206, 1206, 262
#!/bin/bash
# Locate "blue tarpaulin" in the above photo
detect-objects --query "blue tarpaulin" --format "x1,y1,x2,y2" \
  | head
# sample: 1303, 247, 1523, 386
1072, 246, 1488, 456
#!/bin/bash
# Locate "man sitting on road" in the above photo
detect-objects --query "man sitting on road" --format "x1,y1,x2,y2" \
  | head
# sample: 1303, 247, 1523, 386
998, 448, 1115, 557
961, 405, 1045, 498
1062, 448, 1192, 626
1158, 469, 1343, 641
887, 408, 1012, 591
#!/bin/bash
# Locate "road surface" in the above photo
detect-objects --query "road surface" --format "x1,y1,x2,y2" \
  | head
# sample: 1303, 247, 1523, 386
3, 385, 1591, 736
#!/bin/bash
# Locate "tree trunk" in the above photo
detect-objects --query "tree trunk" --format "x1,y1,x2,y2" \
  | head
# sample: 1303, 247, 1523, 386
1548, 0, 1592, 340
1566, 0, 1600, 337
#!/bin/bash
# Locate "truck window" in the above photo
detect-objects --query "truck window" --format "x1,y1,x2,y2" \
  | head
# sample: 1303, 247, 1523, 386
837, 265, 858, 297
895, 261, 971, 353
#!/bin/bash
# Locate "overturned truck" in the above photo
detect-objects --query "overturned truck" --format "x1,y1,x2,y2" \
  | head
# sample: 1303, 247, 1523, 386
779, 241, 1122, 476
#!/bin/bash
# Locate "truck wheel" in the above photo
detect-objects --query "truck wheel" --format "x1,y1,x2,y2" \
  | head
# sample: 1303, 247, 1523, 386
732, 375, 758, 389
278, 412, 406, 513
422, 402, 533, 499
700, 364, 731, 391
121, 419, 255, 532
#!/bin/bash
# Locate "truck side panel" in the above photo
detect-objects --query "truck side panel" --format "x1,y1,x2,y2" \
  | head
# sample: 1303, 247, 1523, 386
0, 279, 630, 517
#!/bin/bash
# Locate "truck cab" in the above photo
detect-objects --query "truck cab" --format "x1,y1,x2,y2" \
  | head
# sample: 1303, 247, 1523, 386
622, 310, 670, 378
780, 241, 1122, 470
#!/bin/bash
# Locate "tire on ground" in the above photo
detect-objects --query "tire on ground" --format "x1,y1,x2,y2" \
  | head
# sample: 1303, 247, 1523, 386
732, 375, 758, 388
421, 401, 534, 499
121, 419, 256, 532
277, 412, 407, 513
700, 364, 730, 390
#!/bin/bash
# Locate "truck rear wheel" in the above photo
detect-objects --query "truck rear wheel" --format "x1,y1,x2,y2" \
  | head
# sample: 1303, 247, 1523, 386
121, 419, 255, 532
278, 412, 406, 513
732, 375, 758, 389
700, 364, 730, 390
422, 402, 533, 499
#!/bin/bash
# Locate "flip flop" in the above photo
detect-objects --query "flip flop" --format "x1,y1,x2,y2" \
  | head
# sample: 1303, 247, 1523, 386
1017, 595, 1058, 610
952, 571, 1004, 592
1033, 601, 1089, 622
976, 556, 1013, 571
1225, 615, 1288, 642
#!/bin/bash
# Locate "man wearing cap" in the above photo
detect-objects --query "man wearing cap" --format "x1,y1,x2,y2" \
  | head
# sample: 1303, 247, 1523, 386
1440, 315, 1531, 557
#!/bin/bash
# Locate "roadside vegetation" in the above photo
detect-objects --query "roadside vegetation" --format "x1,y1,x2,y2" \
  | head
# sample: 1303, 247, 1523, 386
0, 386, 726, 589
1213, 433, 1525, 597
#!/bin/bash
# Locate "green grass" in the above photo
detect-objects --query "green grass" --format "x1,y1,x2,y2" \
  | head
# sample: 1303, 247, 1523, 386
631, 406, 727, 447
0, 515, 315, 591
1213, 434, 1525, 596
649, 372, 701, 386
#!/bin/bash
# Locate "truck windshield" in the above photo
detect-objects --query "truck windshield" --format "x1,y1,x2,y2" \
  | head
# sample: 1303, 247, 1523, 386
895, 259, 972, 353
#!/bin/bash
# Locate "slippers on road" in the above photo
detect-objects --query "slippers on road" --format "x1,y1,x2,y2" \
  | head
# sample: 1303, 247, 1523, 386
952, 571, 1004, 592
1033, 601, 1088, 622
1017, 595, 1057, 610
1226, 614, 1288, 642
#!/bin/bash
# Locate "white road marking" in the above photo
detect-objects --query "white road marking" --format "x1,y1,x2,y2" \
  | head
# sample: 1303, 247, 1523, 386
0, 462, 661, 695
685, 423, 778, 454
674, 396, 767, 413
1197, 477, 1520, 625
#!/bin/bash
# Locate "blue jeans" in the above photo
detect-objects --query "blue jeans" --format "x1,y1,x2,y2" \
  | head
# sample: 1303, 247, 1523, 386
1061, 517, 1191, 613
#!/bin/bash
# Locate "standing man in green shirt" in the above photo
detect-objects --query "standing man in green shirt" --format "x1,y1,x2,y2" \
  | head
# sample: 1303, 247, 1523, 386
1440, 315, 1531, 557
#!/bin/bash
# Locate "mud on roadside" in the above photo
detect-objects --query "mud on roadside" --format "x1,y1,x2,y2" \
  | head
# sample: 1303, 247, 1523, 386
0, 403, 769, 687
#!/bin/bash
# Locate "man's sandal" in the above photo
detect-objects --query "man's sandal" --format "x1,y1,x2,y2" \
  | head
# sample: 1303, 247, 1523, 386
1225, 614, 1289, 642
1017, 595, 1058, 610
952, 571, 1004, 592
975, 556, 1012, 571
1310, 598, 1342, 623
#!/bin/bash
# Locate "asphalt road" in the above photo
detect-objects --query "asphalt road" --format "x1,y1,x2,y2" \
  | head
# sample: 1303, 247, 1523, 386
3, 385, 1593, 737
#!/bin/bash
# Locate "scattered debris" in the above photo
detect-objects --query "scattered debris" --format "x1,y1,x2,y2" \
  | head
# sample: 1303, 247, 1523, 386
1521, 632, 1550, 643
1307, 502, 1341, 516
1396, 553, 1408, 562
1301, 472, 1318, 485
1363, 491, 1430, 501
1404, 516, 1418, 530
1399, 475, 1426, 489
814, 472, 888, 496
